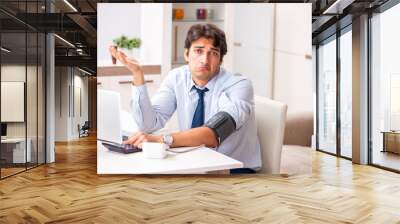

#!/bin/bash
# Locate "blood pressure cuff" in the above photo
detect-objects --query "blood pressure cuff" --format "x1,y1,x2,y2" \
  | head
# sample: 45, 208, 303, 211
205, 111, 236, 144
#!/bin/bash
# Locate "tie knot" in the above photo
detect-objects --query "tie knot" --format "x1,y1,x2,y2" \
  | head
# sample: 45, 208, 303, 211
194, 87, 209, 96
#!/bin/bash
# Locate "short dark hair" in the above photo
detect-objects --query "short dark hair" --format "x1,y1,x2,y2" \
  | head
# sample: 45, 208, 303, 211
184, 24, 228, 61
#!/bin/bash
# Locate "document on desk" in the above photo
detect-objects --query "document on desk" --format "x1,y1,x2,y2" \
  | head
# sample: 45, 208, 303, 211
168, 145, 204, 153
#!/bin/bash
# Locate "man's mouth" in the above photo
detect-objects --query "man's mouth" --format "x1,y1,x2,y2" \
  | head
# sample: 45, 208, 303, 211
198, 66, 209, 71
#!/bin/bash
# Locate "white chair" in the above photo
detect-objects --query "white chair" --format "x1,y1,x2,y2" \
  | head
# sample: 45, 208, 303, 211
254, 96, 288, 174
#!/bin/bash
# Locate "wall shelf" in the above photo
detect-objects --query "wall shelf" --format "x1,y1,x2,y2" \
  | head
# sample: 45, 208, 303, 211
171, 3, 226, 68
173, 19, 224, 23
97, 65, 161, 76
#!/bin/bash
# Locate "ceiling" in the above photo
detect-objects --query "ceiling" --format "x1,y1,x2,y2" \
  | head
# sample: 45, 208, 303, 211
310, 0, 391, 44
0, 0, 99, 74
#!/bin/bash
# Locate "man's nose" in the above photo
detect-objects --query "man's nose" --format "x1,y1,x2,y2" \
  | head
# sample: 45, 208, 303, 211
200, 52, 209, 64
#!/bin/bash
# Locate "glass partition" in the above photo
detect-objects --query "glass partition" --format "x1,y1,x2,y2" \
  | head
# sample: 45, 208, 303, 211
317, 36, 337, 155
27, 31, 38, 169
1, 31, 28, 178
38, 32, 45, 165
339, 28, 352, 158
371, 3, 400, 171
0, 1, 46, 179
26, 0, 43, 169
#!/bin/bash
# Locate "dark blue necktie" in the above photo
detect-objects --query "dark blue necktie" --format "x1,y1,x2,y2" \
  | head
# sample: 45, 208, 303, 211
191, 87, 209, 128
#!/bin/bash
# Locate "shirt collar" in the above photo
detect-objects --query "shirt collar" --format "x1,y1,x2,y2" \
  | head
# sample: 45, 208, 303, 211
187, 67, 222, 94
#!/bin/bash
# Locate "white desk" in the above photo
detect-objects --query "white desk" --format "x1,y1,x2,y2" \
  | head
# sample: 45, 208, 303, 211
1, 138, 31, 163
97, 141, 243, 174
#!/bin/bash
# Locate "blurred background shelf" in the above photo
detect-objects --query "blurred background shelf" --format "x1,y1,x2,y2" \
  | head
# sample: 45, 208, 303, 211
172, 3, 225, 68
173, 19, 224, 23
97, 65, 161, 76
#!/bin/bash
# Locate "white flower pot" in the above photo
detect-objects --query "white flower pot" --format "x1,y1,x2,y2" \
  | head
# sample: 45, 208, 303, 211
120, 48, 140, 60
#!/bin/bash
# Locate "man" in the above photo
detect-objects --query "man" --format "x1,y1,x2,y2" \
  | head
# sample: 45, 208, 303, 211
109, 24, 261, 173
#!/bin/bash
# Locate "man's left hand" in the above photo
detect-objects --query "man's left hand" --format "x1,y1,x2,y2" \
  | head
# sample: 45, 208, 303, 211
123, 132, 162, 148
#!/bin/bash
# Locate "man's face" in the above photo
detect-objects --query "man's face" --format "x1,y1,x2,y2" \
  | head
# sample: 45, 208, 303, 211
184, 37, 222, 82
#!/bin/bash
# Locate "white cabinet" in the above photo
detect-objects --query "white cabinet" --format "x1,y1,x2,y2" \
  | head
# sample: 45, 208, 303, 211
1, 138, 31, 163
228, 4, 275, 98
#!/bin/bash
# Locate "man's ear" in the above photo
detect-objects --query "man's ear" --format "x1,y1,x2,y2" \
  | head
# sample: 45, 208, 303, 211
184, 49, 189, 62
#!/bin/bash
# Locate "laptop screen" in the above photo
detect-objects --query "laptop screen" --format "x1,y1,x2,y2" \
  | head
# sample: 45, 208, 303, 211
97, 89, 123, 143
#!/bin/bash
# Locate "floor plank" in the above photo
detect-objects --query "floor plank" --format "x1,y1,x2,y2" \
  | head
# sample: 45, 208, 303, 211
1, 135, 400, 223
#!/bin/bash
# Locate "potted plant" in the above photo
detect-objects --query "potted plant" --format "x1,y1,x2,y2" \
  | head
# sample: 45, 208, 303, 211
111, 35, 141, 64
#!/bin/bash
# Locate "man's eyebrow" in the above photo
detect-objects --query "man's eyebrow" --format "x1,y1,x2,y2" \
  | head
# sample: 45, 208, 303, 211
192, 46, 220, 51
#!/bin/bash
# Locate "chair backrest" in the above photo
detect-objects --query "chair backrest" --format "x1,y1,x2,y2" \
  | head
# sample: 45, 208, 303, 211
254, 96, 288, 174
82, 121, 90, 129
284, 112, 313, 146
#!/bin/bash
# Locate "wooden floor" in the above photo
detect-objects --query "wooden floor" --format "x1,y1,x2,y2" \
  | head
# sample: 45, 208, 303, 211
372, 150, 400, 171
1, 135, 400, 223
0, 167, 26, 178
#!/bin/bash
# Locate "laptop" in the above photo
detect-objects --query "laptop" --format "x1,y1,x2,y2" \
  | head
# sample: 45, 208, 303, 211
97, 89, 141, 153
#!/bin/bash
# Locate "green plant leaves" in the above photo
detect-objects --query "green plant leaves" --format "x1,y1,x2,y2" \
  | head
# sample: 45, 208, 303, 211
113, 35, 141, 49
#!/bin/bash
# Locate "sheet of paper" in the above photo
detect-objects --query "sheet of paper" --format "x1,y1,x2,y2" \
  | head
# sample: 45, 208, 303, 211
168, 145, 204, 153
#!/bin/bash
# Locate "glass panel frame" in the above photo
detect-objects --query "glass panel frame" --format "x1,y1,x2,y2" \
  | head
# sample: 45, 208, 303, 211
315, 22, 354, 161
317, 35, 337, 155
0, 21, 28, 178
0, 0, 46, 179
339, 26, 353, 159
370, 2, 400, 172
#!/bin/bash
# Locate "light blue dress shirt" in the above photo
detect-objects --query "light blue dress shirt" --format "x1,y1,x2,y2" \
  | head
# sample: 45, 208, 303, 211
131, 65, 262, 170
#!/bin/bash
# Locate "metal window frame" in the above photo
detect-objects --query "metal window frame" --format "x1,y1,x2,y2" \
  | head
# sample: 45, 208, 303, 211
316, 0, 400, 172
368, 0, 400, 172
315, 23, 353, 162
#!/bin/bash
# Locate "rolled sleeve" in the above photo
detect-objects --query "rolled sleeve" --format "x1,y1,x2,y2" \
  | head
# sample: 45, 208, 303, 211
217, 79, 254, 130
130, 73, 177, 133
130, 84, 152, 132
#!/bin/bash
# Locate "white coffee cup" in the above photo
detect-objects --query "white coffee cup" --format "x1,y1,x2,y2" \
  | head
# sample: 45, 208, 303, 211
142, 142, 168, 159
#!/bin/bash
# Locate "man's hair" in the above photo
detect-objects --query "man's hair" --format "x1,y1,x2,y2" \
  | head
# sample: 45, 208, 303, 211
184, 24, 228, 62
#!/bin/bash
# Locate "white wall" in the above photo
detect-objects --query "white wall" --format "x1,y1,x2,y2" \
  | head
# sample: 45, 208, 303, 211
1, 65, 25, 81
1, 65, 26, 139
312, 45, 317, 149
97, 3, 164, 67
1, 75, 24, 123
79, 75, 89, 124
55, 67, 70, 141
54, 67, 89, 141
273, 3, 313, 114
162, 4, 172, 78
97, 3, 141, 66
72, 74, 89, 138
225, 3, 312, 114
140, 4, 163, 65
228, 3, 274, 98
1, 65, 34, 137
1, 64, 46, 163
